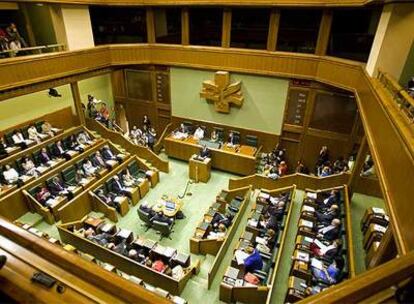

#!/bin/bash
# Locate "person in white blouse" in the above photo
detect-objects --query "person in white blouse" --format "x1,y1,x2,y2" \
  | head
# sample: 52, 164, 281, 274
12, 130, 30, 149
193, 126, 205, 140
27, 125, 46, 144
3, 164, 19, 184
82, 160, 98, 177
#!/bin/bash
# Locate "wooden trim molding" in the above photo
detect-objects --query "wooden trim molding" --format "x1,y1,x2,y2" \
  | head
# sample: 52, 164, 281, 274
181, 8, 189, 45
267, 9, 280, 52
315, 9, 333, 55
146, 7, 156, 43
222, 8, 232, 48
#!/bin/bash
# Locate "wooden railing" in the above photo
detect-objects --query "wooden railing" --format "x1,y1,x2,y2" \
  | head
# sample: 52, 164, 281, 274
228, 172, 351, 191
0, 216, 168, 304
377, 70, 414, 123
153, 122, 173, 154
85, 118, 169, 173
0, 44, 65, 58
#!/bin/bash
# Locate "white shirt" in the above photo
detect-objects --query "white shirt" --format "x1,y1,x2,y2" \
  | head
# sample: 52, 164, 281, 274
4, 168, 19, 182
193, 128, 204, 140
12, 133, 25, 144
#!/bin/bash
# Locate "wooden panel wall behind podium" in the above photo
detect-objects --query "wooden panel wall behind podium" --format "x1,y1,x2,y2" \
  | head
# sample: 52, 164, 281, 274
111, 67, 171, 135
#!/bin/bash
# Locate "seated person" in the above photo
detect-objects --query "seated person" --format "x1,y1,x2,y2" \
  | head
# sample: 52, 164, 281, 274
244, 246, 264, 273
267, 201, 285, 221
210, 130, 219, 142
207, 223, 227, 240
48, 176, 72, 199
52, 140, 71, 160
317, 218, 341, 241
95, 189, 120, 211
91, 151, 107, 169
77, 131, 93, 147
121, 170, 139, 187
101, 145, 119, 163
139, 201, 156, 217
0, 138, 9, 159
260, 214, 279, 232
211, 212, 233, 228
27, 125, 44, 144
3, 164, 19, 184
12, 130, 29, 149
112, 175, 130, 197
173, 123, 189, 140
82, 159, 98, 177
41, 122, 58, 137
75, 167, 89, 185
152, 259, 167, 273
66, 134, 84, 153
315, 204, 339, 226
35, 187, 55, 208
262, 228, 277, 249
193, 126, 205, 140
311, 257, 344, 285
295, 160, 309, 174
310, 239, 342, 259
150, 211, 173, 225
39, 147, 54, 166
107, 240, 128, 255
227, 131, 238, 147
199, 144, 211, 159
320, 190, 340, 209
21, 156, 39, 177
131, 126, 143, 139
320, 166, 332, 177
127, 249, 146, 263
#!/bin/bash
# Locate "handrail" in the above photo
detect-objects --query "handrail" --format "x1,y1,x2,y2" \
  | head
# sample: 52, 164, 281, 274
0, 44, 65, 58
0, 216, 168, 304
377, 69, 414, 123
228, 172, 351, 191
154, 122, 172, 154
300, 251, 414, 304
85, 118, 169, 173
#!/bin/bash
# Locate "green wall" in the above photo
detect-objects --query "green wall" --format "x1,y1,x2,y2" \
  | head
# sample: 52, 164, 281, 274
170, 68, 289, 135
0, 84, 73, 131
400, 41, 414, 87
26, 4, 57, 45
0, 74, 114, 131
78, 74, 114, 116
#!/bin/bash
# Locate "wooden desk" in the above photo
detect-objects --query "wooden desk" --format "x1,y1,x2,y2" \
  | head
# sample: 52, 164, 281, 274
114, 196, 129, 217
49, 195, 68, 220
124, 186, 140, 206
189, 155, 211, 183
164, 135, 257, 176
137, 179, 150, 198
0, 184, 17, 197
152, 196, 182, 218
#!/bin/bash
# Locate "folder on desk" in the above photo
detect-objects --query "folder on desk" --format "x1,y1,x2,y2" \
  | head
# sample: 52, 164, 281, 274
235, 250, 249, 265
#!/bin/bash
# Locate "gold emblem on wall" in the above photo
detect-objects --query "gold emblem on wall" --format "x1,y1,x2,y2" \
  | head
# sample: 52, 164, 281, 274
200, 71, 244, 114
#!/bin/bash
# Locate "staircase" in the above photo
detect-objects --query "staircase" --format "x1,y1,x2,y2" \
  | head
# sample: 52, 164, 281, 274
85, 119, 169, 173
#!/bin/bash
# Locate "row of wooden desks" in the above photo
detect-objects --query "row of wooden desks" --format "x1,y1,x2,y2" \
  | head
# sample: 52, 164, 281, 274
164, 135, 258, 176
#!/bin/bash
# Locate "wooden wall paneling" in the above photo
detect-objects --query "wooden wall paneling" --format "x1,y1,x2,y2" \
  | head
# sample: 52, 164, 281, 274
267, 9, 280, 52
146, 7, 156, 44
71, 82, 85, 125
368, 228, 397, 269
222, 8, 232, 48
111, 69, 127, 98
280, 137, 300, 171
349, 135, 368, 188
315, 9, 333, 56
181, 8, 189, 45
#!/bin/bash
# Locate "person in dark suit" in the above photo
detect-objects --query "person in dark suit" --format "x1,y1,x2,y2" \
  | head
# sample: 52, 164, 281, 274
0, 138, 8, 159
48, 176, 73, 200
112, 175, 129, 197
199, 145, 211, 159
101, 145, 118, 161
267, 201, 285, 221
53, 140, 71, 160
96, 189, 119, 211
318, 218, 341, 241
227, 131, 237, 146
211, 212, 233, 228
320, 190, 340, 209
316, 204, 339, 226
150, 211, 173, 225
139, 202, 156, 217
91, 151, 107, 169
39, 147, 53, 166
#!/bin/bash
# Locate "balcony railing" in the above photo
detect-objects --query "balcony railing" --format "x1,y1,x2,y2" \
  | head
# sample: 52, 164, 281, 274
0, 44, 65, 58
377, 69, 414, 123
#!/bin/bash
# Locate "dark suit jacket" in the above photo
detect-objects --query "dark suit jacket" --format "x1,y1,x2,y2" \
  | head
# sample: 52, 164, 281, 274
200, 147, 211, 158
316, 210, 338, 225
151, 214, 172, 225
48, 181, 65, 196
102, 149, 115, 161
52, 144, 66, 158
322, 227, 339, 241
266, 215, 279, 231
40, 152, 51, 164
112, 180, 124, 194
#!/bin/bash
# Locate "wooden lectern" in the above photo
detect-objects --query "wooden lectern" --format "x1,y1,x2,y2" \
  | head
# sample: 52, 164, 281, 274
189, 155, 211, 183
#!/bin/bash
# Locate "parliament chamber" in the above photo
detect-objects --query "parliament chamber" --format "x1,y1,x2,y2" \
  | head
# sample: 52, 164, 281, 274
0, 0, 413, 303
